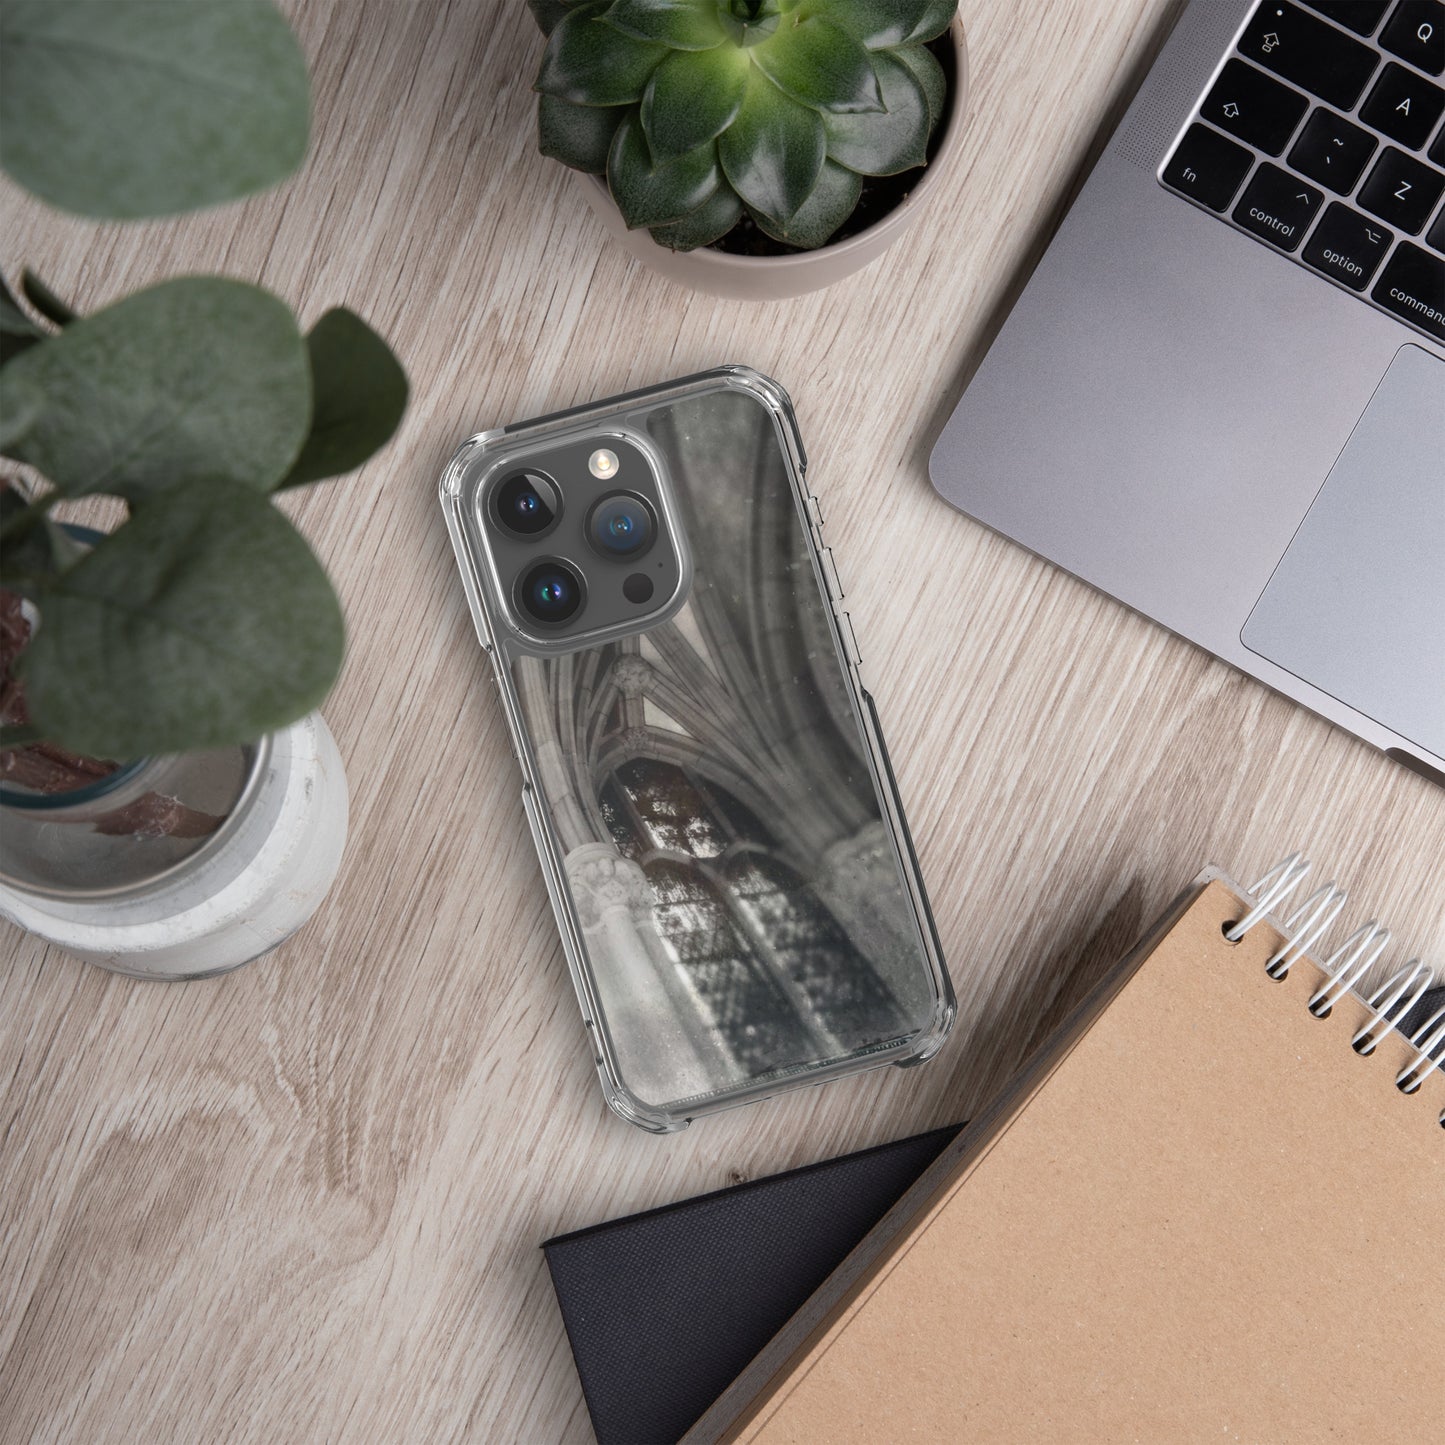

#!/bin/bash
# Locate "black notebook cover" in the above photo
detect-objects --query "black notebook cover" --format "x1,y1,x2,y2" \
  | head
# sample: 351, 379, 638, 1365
542, 1124, 964, 1445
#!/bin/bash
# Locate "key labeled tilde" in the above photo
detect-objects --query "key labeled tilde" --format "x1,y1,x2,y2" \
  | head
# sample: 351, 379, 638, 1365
1233, 163, 1324, 248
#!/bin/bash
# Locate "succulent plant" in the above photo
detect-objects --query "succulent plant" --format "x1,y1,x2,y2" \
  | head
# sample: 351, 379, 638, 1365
530, 0, 957, 251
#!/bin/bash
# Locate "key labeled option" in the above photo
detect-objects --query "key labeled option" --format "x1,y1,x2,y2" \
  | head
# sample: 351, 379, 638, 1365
1201, 60, 1309, 154
1371, 240, 1445, 338
1162, 124, 1254, 211
1302, 202, 1393, 288
1358, 145, 1445, 231
1232, 163, 1323, 249
1288, 107, 1377, 191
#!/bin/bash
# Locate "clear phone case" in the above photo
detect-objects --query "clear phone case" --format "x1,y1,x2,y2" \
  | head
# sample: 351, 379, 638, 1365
440, 367, 954, 1130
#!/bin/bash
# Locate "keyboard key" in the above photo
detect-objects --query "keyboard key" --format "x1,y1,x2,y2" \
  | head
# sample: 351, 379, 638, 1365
1240, 2, 1379, 109
1371, 239, 1445, 335
1429, 199, 1445, 247
1289, 108, 1378, 189
1359, 62, 1445, 148
1233, 162, 1325, 248
1432, 118, 1445, 161
1358, 144, 1445, 228
1303, 201, 1394, 285
1380, 0, 1444, 75
1302, 1, 1389, 34
1201, 60, 1309, 154
1163, 124, 1254, 210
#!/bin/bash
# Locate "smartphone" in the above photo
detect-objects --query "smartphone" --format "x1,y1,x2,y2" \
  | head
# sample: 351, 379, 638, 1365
439, 367, 954, 1131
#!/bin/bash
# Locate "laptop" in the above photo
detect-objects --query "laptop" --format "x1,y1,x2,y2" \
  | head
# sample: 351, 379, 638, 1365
930, 0, 1445, 786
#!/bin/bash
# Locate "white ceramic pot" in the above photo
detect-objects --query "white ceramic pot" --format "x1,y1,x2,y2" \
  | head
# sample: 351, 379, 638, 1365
0, 711, 348, 980
573, 18, 969, 301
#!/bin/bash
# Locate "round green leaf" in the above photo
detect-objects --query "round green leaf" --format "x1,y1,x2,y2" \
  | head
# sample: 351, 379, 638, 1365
277, 309, 408, 490
535, 1, 667, 106
539, 94, 628, 173
0, 0, 310, 220
529, 0, 588, 34
750, 158, 860, 247
607, 113, 722, 228
906, 0, 957, 43
796, 0, 932, 50
893, 42, 946, 130
823, 50, 930, 175
0, 277, 311, 502
752, 15, 882, 114
717, 67, 825, 226
641, 45, 749, 160
604, 0, 726, 49
648, 184, 744, 250
19, 479, 345, 757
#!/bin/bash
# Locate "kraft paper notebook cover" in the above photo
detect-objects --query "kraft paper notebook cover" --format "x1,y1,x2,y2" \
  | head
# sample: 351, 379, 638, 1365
686, 860, 1445, 1443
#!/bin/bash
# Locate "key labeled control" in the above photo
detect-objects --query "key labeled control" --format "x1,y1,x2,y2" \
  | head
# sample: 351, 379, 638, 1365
1302, 202, 1393, 288
1233, 163, 1323, 249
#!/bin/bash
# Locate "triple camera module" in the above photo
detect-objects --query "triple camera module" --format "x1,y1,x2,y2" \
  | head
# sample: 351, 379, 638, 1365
481, 437, 680, 640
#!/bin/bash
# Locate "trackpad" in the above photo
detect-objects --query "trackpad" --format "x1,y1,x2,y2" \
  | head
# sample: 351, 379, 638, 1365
1242, 344, 1444, 757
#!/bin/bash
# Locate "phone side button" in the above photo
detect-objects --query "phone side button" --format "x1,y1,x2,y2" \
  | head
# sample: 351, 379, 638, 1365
838, 612, 862, 667
807, 493, 826, 532
820, 546, 845, 600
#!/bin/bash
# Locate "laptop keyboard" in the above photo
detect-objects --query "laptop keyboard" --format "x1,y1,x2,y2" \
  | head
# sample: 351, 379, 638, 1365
1161, 1, 1445, 341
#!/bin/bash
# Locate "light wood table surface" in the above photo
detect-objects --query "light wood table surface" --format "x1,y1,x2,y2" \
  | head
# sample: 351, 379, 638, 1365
3, 2, 1443, 1440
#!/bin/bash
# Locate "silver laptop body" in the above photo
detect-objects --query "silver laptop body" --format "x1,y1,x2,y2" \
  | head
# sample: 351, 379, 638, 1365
930, 0, 1445, 785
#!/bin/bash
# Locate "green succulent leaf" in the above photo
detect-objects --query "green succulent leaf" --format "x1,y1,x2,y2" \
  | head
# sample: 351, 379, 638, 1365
536, 1, 667, 107
648, 183, 744, 250
18, 478, 345, 757
641, 44, 749, 160
0, 0, 310, 220
0, 277, 311, 502
0, 274, 45, 368
753, 15, 882, 114
0, 370, 43, 449
528, 0, 587, 35
607, 112, 721, 228
893, 42, 945, 129
604, 0, 726, 49
906, 0, 957, 43
21, 271, 77, 328
539, 94, 627, 172
718, 68, 825, 225
750, 158, 860, 248
718, 0, 782, 47
795, 0, 932, 50
277, 309, 408, 489
822, 50, 930, 175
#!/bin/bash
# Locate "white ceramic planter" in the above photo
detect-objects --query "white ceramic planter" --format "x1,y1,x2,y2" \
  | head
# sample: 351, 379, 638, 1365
574, 18, 969, 300
0, 711, 348, 980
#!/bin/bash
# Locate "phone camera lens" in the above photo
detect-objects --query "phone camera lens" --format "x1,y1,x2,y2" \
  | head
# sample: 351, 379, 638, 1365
587, 492, 656, 558
493, 470, 560, 538
517, 560, 584, 627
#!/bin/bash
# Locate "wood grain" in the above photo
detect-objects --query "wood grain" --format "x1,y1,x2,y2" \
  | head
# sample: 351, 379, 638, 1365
2, 2, 1442, 1441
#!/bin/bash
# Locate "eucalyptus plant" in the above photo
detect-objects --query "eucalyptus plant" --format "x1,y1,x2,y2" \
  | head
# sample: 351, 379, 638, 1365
0, 0, 407, 763
531, 0, 957, 250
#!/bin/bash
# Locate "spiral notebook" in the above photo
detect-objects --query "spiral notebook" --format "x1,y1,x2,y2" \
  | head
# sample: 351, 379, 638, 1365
686, 859, 1445, 1443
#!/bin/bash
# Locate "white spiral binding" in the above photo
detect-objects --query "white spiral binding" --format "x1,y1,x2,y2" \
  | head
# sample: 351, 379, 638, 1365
1234, 854, 1444, 1127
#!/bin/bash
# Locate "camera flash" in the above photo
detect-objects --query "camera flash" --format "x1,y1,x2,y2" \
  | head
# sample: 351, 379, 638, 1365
588, 448, 619, 479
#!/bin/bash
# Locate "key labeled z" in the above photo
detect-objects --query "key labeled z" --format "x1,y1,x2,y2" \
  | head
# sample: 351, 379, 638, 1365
1395, 180, 1412, 200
